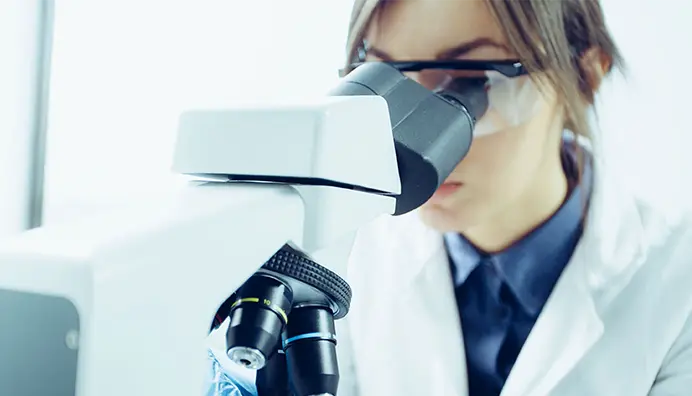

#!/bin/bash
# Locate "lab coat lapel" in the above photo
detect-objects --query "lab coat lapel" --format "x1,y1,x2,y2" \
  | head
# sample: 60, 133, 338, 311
501, 159, 649, 396
347, 212, 468, 395
499, 244, 604, 396
401, 244, 469, 395
386, 212, 469, 395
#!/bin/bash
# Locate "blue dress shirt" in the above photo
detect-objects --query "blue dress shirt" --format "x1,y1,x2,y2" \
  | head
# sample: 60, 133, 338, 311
444, 140, 592, 396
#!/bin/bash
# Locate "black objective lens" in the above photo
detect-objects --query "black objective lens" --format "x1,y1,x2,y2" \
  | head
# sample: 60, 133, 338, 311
284, 306, 340, 396
256, 347, 290, 396
226, 274, 293, 370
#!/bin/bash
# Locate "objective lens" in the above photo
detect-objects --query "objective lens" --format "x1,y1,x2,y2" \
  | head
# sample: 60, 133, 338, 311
256, 348, 291, 396
226, 274, 293, 370
283, 306, 339, 396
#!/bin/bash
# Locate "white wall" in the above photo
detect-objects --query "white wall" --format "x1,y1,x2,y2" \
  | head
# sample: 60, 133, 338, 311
0, 1, 46, 236
43, 1, 354, 224
598, 0, 692, 211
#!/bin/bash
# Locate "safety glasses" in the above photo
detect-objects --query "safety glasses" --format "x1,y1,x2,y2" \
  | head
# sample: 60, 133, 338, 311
339, 39, 528, 80
338, 41, 542, 138
339, 59, 527, 79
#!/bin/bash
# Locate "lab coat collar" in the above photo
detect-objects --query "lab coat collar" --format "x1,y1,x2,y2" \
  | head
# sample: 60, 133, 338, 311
391, 153, 653, 396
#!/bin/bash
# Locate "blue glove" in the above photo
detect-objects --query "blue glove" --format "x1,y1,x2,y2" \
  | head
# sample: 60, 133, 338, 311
205, 350, 258, 396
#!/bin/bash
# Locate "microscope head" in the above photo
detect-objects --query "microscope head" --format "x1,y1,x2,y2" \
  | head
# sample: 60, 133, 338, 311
174, 62, 480, 221
173, 62, 481, 268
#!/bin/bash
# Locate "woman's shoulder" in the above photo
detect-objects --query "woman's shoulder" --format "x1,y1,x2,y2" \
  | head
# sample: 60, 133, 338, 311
615, 196, 692, 390
628, 192, 692, 256
615, 190, 692, 310
586, 154, 692, 266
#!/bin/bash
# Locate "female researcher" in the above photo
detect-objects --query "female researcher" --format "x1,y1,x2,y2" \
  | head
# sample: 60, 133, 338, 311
208, 0, 692, 395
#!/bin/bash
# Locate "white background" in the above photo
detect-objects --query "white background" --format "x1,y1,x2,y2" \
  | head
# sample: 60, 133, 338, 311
42, 1, 354, 224
33, 1, 692, 224
597, 0, 692, 212
0, 1, 44, 236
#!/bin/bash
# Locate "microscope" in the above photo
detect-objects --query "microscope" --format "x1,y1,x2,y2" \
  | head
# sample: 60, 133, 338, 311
0, 62, 486, 396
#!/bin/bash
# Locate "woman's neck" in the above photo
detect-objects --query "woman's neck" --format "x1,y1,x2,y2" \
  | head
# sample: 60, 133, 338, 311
462, 150, 569, 254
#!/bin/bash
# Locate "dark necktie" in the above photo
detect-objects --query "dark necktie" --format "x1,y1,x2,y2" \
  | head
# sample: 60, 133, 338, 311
455, 256, 515, 396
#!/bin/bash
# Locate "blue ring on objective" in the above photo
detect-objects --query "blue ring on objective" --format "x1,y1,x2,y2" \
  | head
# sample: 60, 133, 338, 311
282, 332, 336, 349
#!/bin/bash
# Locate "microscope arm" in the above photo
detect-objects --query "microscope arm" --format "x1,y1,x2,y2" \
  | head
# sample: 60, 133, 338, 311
0, 95, 401, 396
0, 91, 402, 396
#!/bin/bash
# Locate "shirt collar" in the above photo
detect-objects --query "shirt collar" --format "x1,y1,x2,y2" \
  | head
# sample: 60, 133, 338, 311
444, 138, 593, 316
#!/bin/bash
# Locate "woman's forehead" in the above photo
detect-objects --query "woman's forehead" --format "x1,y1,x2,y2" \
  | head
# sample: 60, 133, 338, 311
364, 0, 509, 60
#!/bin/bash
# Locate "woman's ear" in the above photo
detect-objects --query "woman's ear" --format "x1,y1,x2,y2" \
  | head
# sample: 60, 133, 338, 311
580, 46, 612, 96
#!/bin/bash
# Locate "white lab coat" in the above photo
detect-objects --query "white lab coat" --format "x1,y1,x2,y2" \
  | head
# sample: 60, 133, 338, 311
335, 158, 692, 396
207, 153, 692, 395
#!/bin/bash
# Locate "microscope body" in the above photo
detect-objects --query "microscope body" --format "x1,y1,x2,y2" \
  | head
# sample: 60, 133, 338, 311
0, 62, 479, 396
0, 182, 303, 396
0, 95, 400, 396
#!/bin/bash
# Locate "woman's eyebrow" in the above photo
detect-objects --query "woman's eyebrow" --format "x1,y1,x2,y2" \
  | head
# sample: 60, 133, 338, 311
366, 37, 510, 61
436, 37, 511, 59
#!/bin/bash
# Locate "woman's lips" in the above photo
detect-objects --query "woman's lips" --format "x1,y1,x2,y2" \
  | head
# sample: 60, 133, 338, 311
429, 182, 463, 202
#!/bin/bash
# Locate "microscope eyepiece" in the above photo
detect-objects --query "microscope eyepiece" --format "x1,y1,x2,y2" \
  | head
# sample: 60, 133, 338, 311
225, 274, 293, 370
330, 61, 476, 215
436, 76, 489, 123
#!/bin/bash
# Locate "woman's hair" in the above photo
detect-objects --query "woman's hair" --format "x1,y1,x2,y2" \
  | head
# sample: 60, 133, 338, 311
343, 0, 625, 143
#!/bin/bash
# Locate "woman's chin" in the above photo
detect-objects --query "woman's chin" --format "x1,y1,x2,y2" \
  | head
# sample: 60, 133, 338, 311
418, 203, 463, 233
418, 197, 483, 234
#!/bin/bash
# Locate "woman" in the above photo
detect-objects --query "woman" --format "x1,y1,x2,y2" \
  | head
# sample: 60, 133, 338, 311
208, 0, 692, 395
